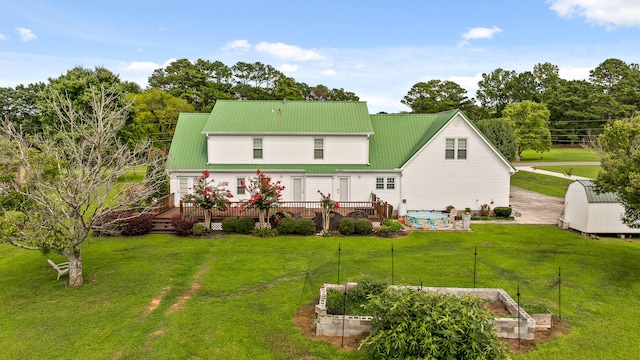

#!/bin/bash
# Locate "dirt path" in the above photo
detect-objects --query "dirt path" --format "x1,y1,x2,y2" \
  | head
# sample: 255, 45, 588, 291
509, 186, 565, 225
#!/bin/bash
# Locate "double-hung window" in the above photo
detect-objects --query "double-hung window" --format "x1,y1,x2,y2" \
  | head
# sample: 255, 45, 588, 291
253, 138, 263, 159
445, 138, 467, 160
376, 177, 395, 190
314, 138, 324, 160
236, 177, 246, 195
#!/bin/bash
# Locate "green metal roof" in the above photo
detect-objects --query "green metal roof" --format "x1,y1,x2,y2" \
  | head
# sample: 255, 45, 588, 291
369, 110, 457, 169
576, 180, 619, 203
167, 102, 514, 175
201, 100, 374, 134
166, 113, 209, 170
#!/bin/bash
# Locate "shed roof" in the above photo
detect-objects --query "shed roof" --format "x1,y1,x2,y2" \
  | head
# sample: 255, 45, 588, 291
575, 179, 619, 203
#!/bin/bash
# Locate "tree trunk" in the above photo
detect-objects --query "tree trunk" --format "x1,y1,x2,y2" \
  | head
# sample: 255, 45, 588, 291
63, 248, 83, 287
204, 210, 212, 229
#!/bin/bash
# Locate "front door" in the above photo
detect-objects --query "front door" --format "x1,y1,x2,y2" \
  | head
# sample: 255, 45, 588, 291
338, 177, 349, 202
292, 177, 303, 201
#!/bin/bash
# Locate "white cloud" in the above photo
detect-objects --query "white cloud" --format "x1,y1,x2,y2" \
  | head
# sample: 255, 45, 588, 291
448, 74, 483, 95
458, 26, 502, 46
255, 41, 325, 61
0, 33, 8, 41
320, 69, 336, 76
558, 65, 592, 80
279, 64, 299, 72
548, 0, 640, 28
120, 61, 160, 72
354, 63, 365, 69
222, 39, 251, 51
16, 28, 37, 42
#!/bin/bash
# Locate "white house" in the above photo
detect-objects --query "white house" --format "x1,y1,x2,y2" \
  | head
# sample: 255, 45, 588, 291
165, 100, 516, 213
563, 180, 640, 236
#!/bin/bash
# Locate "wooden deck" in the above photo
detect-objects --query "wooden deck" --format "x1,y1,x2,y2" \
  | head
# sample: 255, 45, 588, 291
151, 202, 387, 233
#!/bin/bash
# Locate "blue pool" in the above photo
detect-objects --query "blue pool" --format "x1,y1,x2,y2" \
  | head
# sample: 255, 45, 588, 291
404, 211, 448, 229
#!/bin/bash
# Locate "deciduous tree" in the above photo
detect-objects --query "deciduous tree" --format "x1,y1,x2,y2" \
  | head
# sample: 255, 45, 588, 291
182, 170, 232, 229
0, 87, 165, 287
401, 80, 473, 113
240, 170, 284, 229
502, 100, 552, 157
595, 115, 640, 227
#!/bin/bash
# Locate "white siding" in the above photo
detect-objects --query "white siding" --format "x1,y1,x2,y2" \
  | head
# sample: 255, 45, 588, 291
564, 182, 640, 234
207, 135, 368, 164
563, 181, 589, 232
400, 114, 512, 211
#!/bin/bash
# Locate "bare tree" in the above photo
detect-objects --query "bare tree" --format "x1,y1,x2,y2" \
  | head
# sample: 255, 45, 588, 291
0, 87, 165, 287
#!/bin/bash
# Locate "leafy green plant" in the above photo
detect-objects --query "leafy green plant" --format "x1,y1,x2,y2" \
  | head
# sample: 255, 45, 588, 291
360, 289, 510, 359
277, 217, 297, 235
381, 219, 402, 232
191, 222, 211, 236
326, 277, 387, 316
354, 218, 373, 235
294, 218, 316, 235
252, 228, 278, 237
221, 217, 237, 233
376, 225, 391, 237
338, 217, 355, 235
480, 203, 491, 216
493, 207, 512, 217
235, 217, 256, 234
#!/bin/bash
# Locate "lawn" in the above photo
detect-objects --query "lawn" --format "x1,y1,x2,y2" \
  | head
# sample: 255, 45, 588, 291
2, 226, 640, 359
533, 165, 601, 179
511, 171, 574, 197
519, 147, 599, 162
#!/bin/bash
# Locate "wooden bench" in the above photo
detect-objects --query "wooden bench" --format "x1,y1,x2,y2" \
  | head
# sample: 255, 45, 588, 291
47, 259, 69, 280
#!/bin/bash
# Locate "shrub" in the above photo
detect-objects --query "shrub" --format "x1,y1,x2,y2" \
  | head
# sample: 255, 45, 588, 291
381, 219, 402, 232
120, 213, 153, 236
494, 206, 513, 218
376, 225, 391, 237
295, 218, 316, 235
480, 203, 491, 216
191, 222, 211, 236
277, 217, 297, 235
326, 277, 387, 316
361, 289, 510, 359
338, 217, 355, 235
171, 214, 196, 236
94, 210, 132, 236
354, 218, 373, 235
221, 217, 238, 233
235, 217, 256, 234
253, 228, 278, 237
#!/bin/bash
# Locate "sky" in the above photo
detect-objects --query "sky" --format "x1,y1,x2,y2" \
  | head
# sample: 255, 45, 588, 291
1, 0, 640, 114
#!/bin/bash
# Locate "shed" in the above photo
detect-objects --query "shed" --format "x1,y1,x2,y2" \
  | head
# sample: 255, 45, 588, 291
562, 180, 640, 236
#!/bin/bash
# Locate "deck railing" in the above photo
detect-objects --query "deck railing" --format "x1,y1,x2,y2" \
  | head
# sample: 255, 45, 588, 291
178, 194, 393, 220
152, 193, 174, 215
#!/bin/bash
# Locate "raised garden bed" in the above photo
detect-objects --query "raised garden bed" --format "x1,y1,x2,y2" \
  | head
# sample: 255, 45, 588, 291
315, 283, 543, 340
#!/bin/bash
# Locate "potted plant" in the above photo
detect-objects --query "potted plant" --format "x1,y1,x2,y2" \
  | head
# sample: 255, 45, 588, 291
462, 207, 472, 230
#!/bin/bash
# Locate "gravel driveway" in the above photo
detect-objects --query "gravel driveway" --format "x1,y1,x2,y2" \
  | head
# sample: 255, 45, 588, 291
509, 186, 565, 225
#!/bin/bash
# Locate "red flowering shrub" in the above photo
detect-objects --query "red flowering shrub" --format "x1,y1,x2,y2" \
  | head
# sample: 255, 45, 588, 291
120, 213, 154, 236
171, 214, 197, 236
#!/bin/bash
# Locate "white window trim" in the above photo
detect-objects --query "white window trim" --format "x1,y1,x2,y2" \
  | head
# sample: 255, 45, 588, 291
445, 138, 468, 160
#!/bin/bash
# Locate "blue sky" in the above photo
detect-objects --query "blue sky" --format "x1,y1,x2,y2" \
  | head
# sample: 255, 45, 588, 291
1, 0, 640, 113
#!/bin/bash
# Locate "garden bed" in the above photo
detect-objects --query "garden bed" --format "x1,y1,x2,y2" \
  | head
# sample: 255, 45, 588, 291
315, 284, 540, 340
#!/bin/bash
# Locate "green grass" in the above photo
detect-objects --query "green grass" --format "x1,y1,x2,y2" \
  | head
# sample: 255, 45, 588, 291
511, 171, 574, 197
534, 165, 602, 179
2, 227, 640, 359
519, 147, 599, 162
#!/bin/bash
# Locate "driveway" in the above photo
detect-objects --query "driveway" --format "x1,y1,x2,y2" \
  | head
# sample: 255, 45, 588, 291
509, 186, 565, 225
